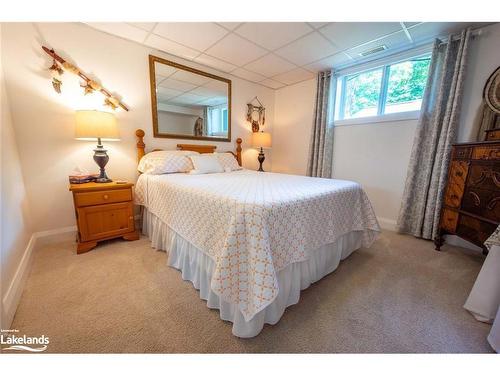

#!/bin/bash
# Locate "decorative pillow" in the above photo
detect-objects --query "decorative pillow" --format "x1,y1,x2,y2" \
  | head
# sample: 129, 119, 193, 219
138, 150, 198, 174
189, 154, 224, 174
215, 152, 242, 171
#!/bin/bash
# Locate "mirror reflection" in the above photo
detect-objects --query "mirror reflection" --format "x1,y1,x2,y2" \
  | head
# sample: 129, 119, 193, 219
150, 56, 231, 141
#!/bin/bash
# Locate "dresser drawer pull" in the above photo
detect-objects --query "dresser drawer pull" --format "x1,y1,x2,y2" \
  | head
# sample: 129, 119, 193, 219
468, 191, 481, 206
487, 197, 500, 210
103, 194, 109, 200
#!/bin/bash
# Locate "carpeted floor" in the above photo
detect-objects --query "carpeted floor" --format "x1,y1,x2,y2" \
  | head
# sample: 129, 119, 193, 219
9, 230, 493, 353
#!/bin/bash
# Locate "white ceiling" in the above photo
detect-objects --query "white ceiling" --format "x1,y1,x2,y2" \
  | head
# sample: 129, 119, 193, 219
155, 64, 228, 107
85, 22, 491, 90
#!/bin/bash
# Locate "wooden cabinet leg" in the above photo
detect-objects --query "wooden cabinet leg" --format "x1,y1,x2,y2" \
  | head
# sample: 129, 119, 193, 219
77, 241, 98, 254
123, 231, 140, 241
434, 232, 444, 251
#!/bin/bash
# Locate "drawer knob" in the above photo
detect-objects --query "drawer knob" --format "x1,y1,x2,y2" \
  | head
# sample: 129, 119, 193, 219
103, 194, 109, 200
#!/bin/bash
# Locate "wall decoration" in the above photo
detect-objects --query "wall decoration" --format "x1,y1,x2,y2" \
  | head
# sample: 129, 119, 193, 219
484, 66, 500, 114
246, 96, 266, 132
42, 46, 129, 111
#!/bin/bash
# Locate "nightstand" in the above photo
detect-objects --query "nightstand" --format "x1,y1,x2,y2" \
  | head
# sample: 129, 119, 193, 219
69, 181, 140, 254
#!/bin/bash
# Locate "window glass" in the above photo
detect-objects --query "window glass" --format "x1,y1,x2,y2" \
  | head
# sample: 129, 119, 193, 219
344, 68, 383, 119
385, 57, 431, 114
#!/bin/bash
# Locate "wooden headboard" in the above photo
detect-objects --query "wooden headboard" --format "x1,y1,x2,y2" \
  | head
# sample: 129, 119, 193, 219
135, 129, 242, 166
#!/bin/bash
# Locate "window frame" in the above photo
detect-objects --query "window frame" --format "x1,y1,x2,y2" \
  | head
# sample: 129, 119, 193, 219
334, 50, 432, 126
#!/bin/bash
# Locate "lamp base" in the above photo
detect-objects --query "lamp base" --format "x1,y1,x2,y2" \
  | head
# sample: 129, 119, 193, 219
257, 148, 265, 172
93, 139, 112, 183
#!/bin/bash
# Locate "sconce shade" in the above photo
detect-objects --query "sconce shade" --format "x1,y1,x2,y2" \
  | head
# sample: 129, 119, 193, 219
75, 110, 120, 141
252, 131, 272, 149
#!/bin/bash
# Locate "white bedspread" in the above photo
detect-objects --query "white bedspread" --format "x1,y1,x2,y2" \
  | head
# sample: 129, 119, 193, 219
135, 170, 380, 321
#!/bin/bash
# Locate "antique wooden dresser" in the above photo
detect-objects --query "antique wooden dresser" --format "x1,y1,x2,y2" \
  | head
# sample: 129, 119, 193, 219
436, 130, 500, 255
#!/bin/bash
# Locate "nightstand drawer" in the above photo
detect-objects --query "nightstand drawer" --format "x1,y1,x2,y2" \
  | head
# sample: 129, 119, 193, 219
74, 188, 132, 207
77, 202, 134, 242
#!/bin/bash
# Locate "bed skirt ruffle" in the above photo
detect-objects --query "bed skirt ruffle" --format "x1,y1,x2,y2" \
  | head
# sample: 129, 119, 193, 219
143, 208, 364, 338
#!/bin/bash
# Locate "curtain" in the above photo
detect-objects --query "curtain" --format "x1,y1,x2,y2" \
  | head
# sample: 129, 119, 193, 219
307, 70, 336, 178
397, 29, 472, 240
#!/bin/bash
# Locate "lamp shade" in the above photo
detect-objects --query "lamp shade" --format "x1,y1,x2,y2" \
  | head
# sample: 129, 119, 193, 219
252, 131, 272, 149
75, 110, 120, 141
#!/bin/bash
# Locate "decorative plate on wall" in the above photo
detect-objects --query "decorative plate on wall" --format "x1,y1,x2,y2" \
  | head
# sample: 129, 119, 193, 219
484, 66, 500, 114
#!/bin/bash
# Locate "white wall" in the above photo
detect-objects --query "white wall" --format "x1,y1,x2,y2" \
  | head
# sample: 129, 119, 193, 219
1, 23, 34, 329
272, 22, 500, 230
458, 23, 500, 141
2, 22, 275, 233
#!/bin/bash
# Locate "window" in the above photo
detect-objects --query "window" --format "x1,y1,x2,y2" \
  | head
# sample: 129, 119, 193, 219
206, 105, 228, 136
335, 54, 431, 122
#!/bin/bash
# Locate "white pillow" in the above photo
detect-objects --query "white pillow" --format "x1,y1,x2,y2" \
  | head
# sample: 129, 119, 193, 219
138, 150, 198, 174
189, 154, 224, 174
215, 152, 242, 171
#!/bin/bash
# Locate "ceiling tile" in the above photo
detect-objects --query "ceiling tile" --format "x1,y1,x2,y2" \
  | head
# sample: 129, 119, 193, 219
403, 22, 421, 28
203, 80, 228, 95
205, 34, 268, 66
190, 86, 224, 97
320, 22, 402, 50
275, 32, 339, 66
273, 68, 315, 85
86, 23, 148, 43
159, 78, 197, 92
347, 31, 410, 59
306, 53, 352, 71
309, 22, 330, 29
170, 92, 208, 105
154, 63, 178, 77
407, 22, 477, 43
157, 86, 183, 99
231, 68, 266, 83
235, 22, 313, 50
153, 23, 228, 51
144, 34, 200, 60
244, 54, 297, 77
193, 54, 237, 73
127, 22, 156, 32
170, 69, 211, 86
217, 22, 242, 31
260, 79, 286, 90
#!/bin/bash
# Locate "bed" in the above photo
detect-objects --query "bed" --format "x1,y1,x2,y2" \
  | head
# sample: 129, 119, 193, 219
134, 129, 381, 337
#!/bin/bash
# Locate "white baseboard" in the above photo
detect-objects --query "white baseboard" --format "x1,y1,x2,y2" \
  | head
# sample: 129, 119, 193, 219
1, 225, 77, 330
377, 217, 397, 232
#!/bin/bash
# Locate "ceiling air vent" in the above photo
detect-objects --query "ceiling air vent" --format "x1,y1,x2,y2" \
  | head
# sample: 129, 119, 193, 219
359, 45, 388, 57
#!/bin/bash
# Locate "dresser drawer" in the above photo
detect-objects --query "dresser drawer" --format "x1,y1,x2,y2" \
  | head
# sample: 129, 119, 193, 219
462, 188, 500, 223
466, 163, 500, 191
441, 208, 459, 233
77, 202, 134, 242
456, 214, 497, 247
452, 146, 472, 160
74, 188, 132, 207
472, 146, 500, 160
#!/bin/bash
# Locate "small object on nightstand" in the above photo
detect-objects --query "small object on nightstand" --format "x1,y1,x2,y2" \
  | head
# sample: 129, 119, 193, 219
115, 180, 128, 184
69, 181, 139, 254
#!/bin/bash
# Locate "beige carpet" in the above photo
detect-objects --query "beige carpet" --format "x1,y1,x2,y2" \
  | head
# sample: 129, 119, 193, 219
9, 230, 493, 353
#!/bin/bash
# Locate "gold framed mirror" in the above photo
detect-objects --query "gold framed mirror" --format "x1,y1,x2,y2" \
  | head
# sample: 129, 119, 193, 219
149, 55, 231, 142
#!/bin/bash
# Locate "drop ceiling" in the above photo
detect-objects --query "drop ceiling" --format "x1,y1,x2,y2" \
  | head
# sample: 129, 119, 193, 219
85, 22, 492, 90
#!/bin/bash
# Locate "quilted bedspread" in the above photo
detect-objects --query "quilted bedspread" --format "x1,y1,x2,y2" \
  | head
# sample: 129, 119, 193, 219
135, 170, 380, 321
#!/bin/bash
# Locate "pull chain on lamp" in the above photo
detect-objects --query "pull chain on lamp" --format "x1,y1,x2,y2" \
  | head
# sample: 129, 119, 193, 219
75, 110, 120, 183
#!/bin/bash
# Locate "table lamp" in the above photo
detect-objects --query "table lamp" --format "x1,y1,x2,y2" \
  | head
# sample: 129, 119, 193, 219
75, 110, 120, 183
252, 131, 272, 172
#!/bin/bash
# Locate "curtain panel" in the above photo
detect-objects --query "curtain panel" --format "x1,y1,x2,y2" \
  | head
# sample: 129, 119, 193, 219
397, 29, 472, 240
307, 70, 336, 178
